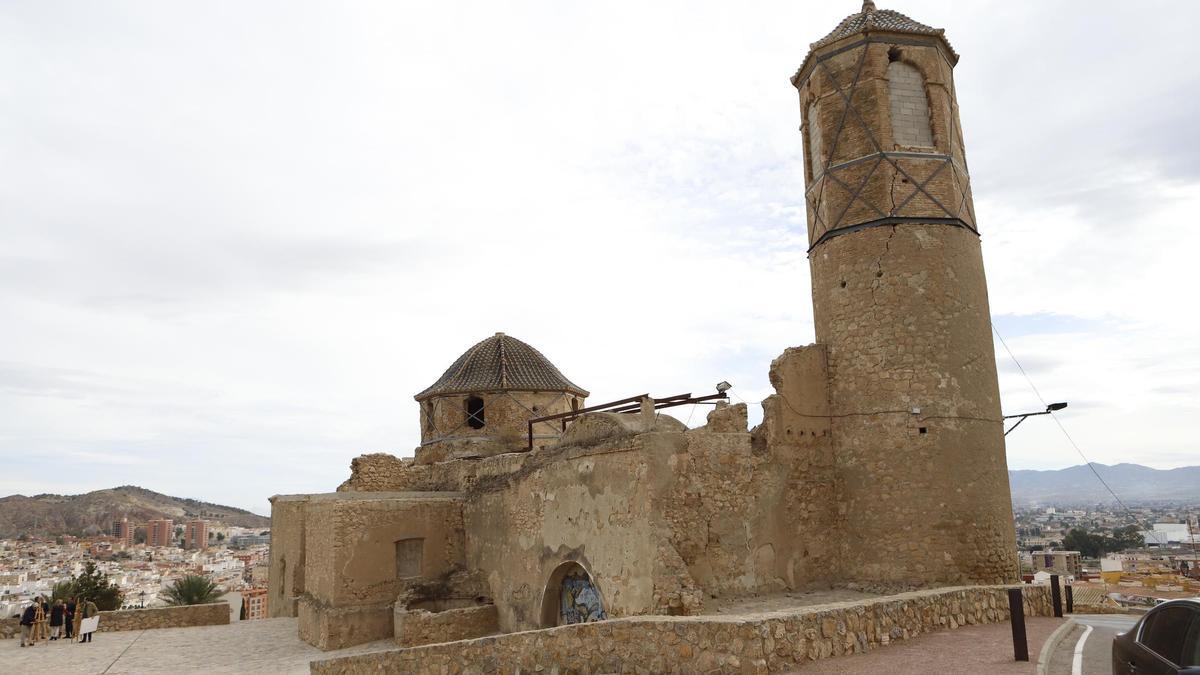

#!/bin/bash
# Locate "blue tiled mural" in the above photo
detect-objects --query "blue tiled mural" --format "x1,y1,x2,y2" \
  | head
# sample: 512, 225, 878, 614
559, 570, 607, 624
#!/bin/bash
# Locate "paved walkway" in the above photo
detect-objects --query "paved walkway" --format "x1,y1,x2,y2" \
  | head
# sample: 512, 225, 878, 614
0, 618, 395, 674
801, 616, 1066, 674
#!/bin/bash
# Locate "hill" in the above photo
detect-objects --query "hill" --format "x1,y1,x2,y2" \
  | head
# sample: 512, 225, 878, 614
0, 485, 269, 539
1009, 463, 1200, 506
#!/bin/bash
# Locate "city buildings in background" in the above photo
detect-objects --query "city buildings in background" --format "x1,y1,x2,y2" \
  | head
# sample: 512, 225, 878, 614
147, 519, 173, 548
184, 519, 208, 550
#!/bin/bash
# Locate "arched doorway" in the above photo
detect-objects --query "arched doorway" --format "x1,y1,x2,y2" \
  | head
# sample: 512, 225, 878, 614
539, 561, 607, 627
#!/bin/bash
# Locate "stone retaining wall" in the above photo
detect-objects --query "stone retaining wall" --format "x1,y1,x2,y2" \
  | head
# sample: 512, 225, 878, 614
312, 585, 1053, 674
1, 602, 229, 640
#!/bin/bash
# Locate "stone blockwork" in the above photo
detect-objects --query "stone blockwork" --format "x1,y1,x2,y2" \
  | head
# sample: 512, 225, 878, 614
810, 224, 1018, 589
395, 605, 499, 647
887, 61, 935, 148
311, 585, 1052, 674
97, 603, 231, 632
0, 603, 229, 640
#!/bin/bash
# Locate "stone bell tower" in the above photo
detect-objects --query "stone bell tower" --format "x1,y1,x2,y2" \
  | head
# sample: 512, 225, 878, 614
792, 2, 1017, 586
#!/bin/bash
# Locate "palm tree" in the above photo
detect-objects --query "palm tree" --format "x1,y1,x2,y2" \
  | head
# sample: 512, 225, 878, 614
162, 575, 222, 606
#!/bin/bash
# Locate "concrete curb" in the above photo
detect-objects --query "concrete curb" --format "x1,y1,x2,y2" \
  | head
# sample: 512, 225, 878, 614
1036, 619, 1077, 675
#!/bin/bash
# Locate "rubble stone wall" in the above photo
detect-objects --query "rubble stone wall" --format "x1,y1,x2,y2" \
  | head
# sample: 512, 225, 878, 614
395, 604, 499, 647
311, 585, 1053, 674
335, 452, 528, 493
811, 224, 1018, 589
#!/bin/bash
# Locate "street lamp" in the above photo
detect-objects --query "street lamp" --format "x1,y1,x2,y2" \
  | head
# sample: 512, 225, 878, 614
1003, 402, 1068, 436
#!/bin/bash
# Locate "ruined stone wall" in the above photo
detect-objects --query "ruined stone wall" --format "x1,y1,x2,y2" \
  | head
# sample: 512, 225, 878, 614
463, 433, 669, 632
660, 410, 836, 612
295, 491, 467, 650
394, 605, 499, 647
302, 492, 466, 606
311, 585, 1054, 674
336, 452, 528, 493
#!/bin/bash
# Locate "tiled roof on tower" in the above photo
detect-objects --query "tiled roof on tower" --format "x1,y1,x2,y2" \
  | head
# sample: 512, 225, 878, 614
810, 1, 956, 59
414, 332, 589, 401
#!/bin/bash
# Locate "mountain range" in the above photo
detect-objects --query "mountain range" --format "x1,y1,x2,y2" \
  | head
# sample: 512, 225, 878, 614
0, 485, 270, 539
1008, 463, 1200, 506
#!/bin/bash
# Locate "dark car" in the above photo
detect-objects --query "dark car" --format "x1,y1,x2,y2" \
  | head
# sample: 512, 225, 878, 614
1113, 598, 1200, 674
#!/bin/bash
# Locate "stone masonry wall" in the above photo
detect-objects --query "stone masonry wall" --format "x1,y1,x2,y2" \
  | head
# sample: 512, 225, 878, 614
811, 224, 1018, 589
311, 585, 1053, 674
0, 603, 229, 639
335, 452, 528, 493
395, 605, 499, 647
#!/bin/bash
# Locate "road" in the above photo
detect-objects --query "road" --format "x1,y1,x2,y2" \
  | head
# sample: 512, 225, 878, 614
1044, 614, 1139, 675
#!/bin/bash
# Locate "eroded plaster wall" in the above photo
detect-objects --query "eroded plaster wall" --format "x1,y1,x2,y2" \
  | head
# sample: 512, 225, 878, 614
267, 496, 308, 618
294, 492, 467, 650
463, 434, 669, 632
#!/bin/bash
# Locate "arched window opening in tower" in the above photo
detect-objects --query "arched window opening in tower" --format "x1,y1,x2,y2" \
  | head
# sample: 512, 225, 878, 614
887, 61, 934, 149
807, 102, 824, 178
465, 396, 486, 429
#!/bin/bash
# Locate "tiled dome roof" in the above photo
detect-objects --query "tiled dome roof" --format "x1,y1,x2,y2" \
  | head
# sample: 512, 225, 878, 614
811, 1, 955, 56
414, 333, 589, 401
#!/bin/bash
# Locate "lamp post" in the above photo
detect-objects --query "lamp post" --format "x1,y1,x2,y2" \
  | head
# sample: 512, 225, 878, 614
1003, 402, 1068, 436
139, 591, 145, 609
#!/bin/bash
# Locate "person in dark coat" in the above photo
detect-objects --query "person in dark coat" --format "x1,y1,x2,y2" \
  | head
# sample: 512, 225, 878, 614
64, 597, 76, 639
49, 599, 65, 640
19, 602, 37, 647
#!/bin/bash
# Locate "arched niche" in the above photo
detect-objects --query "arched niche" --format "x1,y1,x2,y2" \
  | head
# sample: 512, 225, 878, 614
538, 561, 608, 628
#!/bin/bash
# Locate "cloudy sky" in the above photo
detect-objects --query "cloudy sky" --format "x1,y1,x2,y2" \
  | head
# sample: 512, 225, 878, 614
2, 1, 1197, 515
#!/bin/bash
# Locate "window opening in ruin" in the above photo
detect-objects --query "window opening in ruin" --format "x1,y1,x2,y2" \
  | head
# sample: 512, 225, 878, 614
919, 427, 928, 434
395, 538, 424, 578
465, 396, 485, 429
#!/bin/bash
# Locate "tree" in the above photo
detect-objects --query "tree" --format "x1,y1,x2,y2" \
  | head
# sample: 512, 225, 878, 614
1109, 525, 1143, 551
51, 580, 75, 604
133, 527, 147, 545
216, 533, 225, 542
70, 561, 123, 610
162, 575, 222, 606
1062, 528, 1104, 558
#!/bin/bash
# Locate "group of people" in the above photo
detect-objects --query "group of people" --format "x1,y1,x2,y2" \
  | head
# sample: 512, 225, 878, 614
18, 596, 99, 647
